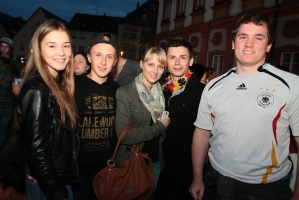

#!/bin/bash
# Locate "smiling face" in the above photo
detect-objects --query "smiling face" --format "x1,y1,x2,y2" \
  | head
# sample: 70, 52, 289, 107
232, 22, 272, 74
40, 29, 72, 78
87, 43, 117, 84
74, 54, 89, 75
141, 53, 165, 91
167, 46, 194, 82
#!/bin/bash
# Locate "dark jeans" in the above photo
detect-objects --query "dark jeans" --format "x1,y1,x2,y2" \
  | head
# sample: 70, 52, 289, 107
203, 164, 293, 200
154, 167, 193, 200
0, 106, 13, 148
72, 176, 97, 200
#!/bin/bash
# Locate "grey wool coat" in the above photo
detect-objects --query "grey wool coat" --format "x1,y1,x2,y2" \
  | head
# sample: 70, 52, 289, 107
114, 79, 166, 170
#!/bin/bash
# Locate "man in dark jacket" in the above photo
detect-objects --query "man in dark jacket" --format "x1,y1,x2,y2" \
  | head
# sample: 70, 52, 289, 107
154, 39, 205, 199
73, 33, 120, 200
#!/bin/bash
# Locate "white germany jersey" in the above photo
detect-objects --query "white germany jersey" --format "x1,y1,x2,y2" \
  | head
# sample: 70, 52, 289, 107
194, 63, 299, 184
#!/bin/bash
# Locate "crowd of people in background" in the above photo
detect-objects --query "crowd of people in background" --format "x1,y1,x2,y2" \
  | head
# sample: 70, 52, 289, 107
0, 11, 298, 200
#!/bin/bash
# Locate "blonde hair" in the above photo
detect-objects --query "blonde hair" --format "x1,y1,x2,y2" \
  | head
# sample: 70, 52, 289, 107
22, 19, 77, 129
143, 47, 167, 67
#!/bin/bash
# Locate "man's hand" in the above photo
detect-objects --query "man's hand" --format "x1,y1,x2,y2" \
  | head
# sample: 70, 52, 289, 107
189, 179, 205, 200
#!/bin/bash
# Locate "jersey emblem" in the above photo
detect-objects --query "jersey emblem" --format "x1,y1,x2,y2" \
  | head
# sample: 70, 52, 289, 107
257, 92, 274, 108
236, 83, 247, 90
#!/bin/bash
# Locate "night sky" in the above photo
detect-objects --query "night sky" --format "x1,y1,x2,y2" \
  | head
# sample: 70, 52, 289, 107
0, 0, 148, 21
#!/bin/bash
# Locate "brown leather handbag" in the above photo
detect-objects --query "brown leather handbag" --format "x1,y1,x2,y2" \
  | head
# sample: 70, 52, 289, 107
93, 126, 155, 200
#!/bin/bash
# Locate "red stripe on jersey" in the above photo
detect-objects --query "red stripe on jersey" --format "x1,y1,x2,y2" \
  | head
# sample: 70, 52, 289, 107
211, 113, 215, 118
272, 104, 286, 146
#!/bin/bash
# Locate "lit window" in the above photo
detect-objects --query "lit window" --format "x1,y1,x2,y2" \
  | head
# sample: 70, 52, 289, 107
197, 0, 204, 6
212, 55, 222, 75
281, 52, 299, 75
193, 56, 198, 64
180, 0, 186, 13
165, 3, 171, 18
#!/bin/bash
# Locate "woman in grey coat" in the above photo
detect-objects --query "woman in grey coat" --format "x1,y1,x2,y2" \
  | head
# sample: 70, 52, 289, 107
115, 47, 170, 195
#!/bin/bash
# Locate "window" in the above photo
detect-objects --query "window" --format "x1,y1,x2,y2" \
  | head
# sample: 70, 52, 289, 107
151, 5, 157, 11
132, 29, 137, 39
193, 56, 198, 64
19, 44, 24, 51
179, 0, 186, 13
197, 0, 204, 6
36, 20, 44, 26
139, 52, 144, 60
142, 15, 147, 21
130, 50, 135, 59
71, 31, 77, 39
165, 3, 171, 18
72, 45, 76, 53
281, 52, 299, 75
78, 46, 85, 52
79, 32, 85, 39
123, 28, 129, 37
212, 55, 222, 75
122, 49, 127, 58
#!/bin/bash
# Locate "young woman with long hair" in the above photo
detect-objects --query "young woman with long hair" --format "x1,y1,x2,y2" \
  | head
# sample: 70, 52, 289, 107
17, 18, 78, 200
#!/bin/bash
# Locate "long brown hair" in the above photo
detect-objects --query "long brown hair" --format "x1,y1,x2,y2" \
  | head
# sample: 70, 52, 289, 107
22, 18, 77, 129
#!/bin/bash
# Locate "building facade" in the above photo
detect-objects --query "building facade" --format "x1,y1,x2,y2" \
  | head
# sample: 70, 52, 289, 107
155, 0, 299, 75
11, 7, 67, 57
118, 0, 159, 61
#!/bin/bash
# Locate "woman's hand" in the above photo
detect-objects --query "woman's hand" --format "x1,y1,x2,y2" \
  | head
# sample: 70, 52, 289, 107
157, 116, 170, 129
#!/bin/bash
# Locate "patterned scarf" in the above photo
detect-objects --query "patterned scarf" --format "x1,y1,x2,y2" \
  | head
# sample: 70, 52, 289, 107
135, 73, 165, 123
162, 70, 193, 95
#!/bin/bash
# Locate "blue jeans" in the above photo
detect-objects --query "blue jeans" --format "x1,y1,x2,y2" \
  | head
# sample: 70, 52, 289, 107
0, 106, 13, 148
149, 161, 161, 200
26, 179, 74, 200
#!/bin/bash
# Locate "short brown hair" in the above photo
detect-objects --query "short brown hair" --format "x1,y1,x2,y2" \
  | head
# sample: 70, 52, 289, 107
232, 12, 275, 45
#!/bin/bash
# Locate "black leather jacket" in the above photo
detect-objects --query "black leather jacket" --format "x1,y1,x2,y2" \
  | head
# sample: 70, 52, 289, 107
17, 75, 79, 200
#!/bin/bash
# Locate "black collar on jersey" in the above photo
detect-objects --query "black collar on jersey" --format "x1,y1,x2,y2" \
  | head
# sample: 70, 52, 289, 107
258, 65, 289, 89
208, 64, 290, 91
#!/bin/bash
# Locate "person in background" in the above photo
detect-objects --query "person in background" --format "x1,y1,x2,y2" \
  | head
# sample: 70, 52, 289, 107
190, 12, 298, 200
206, 67, 217, 82
0, 57, 14, 148
0, 162, 27, 200
115, 47, 170, 196
110, 55, 141, 86
73, 52, 90, 75
154, 39, 205, 200
0, 38, 23, 78
17, 19, 79, 200
73, 33, 120, 200
190, 63, 208, 85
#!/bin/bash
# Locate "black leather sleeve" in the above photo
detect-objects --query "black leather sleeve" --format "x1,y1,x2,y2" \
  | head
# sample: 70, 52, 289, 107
19, 86, 68, 199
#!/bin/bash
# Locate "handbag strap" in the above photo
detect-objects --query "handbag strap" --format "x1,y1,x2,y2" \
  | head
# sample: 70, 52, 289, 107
109, 126, 132, 164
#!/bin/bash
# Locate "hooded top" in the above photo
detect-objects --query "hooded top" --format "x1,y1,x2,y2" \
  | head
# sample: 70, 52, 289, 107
75, 74, 119, 179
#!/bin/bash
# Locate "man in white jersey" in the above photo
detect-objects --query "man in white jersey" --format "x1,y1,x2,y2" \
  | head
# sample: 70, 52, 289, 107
189, 12, 299, 200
